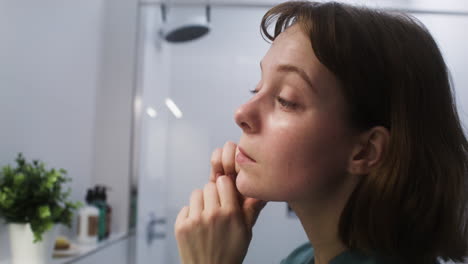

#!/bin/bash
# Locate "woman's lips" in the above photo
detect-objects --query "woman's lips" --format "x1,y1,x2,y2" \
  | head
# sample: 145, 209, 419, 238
236, 147, 256, 164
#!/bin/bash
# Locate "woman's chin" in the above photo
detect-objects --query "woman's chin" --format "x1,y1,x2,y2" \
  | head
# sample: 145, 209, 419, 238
236, 170, 265, 199
235, 170, 292, 202
235, 170, 255, 196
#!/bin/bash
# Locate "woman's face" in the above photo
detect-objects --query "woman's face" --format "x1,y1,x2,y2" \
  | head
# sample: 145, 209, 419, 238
234, 25, 357, 203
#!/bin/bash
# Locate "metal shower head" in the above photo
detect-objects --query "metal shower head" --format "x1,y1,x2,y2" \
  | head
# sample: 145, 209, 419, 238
160, 5, 211, 43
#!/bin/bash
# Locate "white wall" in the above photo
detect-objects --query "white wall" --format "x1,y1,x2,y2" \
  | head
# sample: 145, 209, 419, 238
0, 1, 105, 260
0, 0, 139, 261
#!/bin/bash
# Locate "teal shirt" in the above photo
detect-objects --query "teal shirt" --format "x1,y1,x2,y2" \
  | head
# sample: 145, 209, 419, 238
280, 243, 403, 264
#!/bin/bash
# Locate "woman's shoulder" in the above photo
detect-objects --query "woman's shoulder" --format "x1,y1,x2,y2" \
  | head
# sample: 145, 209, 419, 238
280, 243, 424, 264
280, 242, 314, 264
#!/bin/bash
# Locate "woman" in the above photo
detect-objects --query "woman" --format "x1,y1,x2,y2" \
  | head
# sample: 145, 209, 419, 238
174, 1, 468, 264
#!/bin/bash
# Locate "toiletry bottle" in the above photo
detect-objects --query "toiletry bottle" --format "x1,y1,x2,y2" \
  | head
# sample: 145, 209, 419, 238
130, 186, 137, 229
94, 186, 107, 241
77, 189, 99, 244
102, 187, 112, 238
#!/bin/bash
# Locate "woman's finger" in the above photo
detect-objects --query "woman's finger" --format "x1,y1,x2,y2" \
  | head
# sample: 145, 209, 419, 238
216, 176, 240, 212
210, 148, 223, 182
203, 182, 220, 213
175, 206, 189, 226
234, 146, 241, 174
188, 189, 204, 218
222, 141, 237, 178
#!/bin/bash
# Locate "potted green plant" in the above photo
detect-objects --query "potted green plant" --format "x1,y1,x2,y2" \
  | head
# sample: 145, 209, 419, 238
0, 153, 81, 264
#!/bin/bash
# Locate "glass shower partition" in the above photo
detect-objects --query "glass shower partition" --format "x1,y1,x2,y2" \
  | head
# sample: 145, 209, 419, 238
132, 2, 468, 264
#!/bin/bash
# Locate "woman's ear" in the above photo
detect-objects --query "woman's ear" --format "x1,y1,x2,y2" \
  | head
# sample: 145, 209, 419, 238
347, 126, 390, 175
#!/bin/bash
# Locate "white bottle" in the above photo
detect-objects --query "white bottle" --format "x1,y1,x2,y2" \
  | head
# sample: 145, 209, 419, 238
77, 189, 99, 244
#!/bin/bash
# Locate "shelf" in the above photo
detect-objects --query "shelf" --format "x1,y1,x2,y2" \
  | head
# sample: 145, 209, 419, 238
0, 232, 129, 264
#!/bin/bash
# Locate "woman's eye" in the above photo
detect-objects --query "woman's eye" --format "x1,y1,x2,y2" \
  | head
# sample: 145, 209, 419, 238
277, 96, 298, 109
249, 89, 259, 95
249, 89, 298, 110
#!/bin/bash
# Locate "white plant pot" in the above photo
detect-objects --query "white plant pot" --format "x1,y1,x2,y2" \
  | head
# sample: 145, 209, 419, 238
8, 223, 59, 264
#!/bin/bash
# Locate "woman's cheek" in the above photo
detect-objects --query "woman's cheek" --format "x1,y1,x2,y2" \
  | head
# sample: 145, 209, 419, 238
271, 130, 341, 199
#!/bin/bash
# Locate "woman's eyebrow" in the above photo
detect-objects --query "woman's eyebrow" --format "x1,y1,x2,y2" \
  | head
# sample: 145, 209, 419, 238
260, 61, 319, 95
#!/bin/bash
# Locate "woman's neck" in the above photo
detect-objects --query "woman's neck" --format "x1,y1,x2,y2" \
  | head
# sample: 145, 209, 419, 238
288, 175, 360, 264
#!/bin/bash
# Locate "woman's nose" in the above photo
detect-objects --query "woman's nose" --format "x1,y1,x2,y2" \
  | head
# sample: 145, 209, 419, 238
234, 99, 260, 134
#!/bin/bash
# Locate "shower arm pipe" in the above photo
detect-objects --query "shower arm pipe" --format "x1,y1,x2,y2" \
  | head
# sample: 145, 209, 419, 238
160, 2, 211, 23
141, 0, 468, 17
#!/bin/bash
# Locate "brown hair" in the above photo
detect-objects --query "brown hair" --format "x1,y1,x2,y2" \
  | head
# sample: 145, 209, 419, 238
261, 1, 468, 263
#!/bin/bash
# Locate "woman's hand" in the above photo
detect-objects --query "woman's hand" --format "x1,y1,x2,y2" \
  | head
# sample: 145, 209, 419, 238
175, 141, 267, 264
